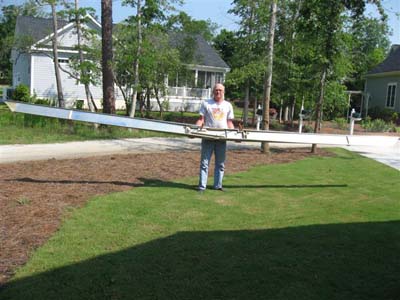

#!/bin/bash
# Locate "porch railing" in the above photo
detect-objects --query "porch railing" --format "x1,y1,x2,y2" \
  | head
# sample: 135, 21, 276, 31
167, 87, 211, 99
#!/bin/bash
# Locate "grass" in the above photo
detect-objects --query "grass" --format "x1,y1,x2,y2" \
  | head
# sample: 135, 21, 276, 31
0, 103, 180, 144
1, 149, 399, 299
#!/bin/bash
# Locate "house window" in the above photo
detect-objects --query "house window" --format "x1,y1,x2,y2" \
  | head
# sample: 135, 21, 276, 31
386, 83, 396, 108
58, 58, 69, 64
215, 72, 223, 84
197, 71, 206, 88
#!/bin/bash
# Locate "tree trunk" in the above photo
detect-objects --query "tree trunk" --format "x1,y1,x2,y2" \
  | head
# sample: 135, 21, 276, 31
252, 97, 257, 126
145, 89, 151, 117
243, 80, 250, 126
154, 87, 163, 118
75, 0, 95, 112
50, 3, 64, 108
311, 66, 327, 153
101, 0, 115, 114
129, 0, 142, 118
261, 0, 277, 154
290, 96, 296, 127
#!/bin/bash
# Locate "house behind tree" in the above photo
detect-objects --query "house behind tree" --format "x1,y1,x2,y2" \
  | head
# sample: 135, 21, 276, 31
9, 15, 230, 111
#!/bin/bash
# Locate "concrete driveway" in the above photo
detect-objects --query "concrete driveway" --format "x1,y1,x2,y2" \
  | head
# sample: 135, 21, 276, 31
0, 137, 399, 171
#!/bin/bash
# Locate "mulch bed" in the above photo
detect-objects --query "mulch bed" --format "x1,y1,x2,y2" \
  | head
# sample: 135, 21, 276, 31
0, 147, 331, 286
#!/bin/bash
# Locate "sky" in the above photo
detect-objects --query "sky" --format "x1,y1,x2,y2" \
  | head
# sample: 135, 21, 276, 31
4, 0, 400, 45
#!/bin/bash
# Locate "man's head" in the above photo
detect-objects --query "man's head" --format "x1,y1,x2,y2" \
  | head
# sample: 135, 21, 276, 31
213, 83, 225, 103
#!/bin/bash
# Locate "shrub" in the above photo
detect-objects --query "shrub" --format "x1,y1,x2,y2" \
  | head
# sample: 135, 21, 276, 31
303, 125, 314, 133
361, 118, 392, 132
269, 120, 284, 131
34, 98, 52, 106
368, 106, 397, 122
75, 100, 84, 110
333, 117, 348, 130
13, 84, 30, 102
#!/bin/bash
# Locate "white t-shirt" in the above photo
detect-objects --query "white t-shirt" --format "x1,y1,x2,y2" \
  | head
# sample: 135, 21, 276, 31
199, 99, 234, 129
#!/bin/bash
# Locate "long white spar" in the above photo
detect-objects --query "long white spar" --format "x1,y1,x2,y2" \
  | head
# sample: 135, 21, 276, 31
4, 100, 399, 147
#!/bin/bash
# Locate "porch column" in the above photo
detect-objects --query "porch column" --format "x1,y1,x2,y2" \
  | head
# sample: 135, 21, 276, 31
194, 69, 198, 87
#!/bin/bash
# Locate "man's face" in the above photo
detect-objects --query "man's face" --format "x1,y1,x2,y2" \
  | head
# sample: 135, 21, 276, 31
213, 84, 224, 102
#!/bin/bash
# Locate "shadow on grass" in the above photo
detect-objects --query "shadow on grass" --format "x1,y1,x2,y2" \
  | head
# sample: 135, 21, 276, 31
6, 177, 348, 190
139, 178, 348, 190
1, 221, 399, 300
7, 177, 142, 187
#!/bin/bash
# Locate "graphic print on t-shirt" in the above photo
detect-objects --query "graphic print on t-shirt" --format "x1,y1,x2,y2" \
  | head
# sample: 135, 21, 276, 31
212, 108, 225, 121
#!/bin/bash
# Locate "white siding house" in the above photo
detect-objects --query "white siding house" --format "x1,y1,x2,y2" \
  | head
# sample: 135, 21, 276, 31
10, 15, 230, 111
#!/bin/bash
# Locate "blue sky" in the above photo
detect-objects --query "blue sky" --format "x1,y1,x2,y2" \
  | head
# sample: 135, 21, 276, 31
4, 0, 400, 44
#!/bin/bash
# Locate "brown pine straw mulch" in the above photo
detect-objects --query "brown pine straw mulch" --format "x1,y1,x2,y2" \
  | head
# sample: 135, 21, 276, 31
0, 148, 332, 286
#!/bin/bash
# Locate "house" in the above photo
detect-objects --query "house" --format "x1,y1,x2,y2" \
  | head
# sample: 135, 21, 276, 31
364, 45, 400, 114
9, 15, 230, 111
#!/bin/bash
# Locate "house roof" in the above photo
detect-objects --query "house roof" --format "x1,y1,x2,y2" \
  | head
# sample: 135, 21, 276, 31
15, 15, 70, 44
194, 35, 230, 69
168, 32, 229, 69
15, 16, 229, 70
367, 44, 400, 75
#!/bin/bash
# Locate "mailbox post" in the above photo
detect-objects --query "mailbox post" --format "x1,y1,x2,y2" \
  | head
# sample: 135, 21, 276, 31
349, 108, 362, 135
299, 109, 311, 133
256, 105, 263, 131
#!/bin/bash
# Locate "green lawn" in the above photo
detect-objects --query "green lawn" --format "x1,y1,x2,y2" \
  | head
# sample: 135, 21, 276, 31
1, 149, 399, 299
0, 103, 180, 144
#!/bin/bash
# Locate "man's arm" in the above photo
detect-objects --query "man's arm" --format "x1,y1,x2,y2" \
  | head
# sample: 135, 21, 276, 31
196, 115, 205, 127
227, 119, 234, 129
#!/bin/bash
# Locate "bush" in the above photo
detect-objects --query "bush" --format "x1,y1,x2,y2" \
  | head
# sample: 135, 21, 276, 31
13, 84, 30, 102
34, 98, 52, 106
269, 120, 284, 131
333, 117, 348, 130
303, 125, 314, 133
75, 100, 84, 110
368, 106, 397, 123
361, 118, 392, 132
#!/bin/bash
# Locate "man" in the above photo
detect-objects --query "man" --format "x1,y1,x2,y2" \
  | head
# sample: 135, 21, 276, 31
196, 83, 235, 192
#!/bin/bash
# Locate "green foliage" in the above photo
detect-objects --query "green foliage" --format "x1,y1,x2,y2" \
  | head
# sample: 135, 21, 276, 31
166, 11, 218, 42
368, 106, 398, 123
33, 98, 53, 106
322, 81, 348, 120
269, 119, 284, 130
160, 99, 170, 111
333, 117, 348, 130
346, 16, 390, 90
13, 84, 31, 102
75, 100, 84, 110
361, 118, 392, 132
114, 20, 181, 115
302, 124, 314, 133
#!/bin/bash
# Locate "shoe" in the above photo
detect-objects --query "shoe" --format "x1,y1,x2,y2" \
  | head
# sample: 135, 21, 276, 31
196, 187, 205, 194
214, 187, 225, 192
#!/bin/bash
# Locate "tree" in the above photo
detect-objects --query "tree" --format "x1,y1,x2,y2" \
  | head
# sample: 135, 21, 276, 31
346, 16, 389, 90
116, 0, 181, 117
166, 11, 218, 42
101, 0, 115, 114
227, 0, 272, 126
65, 0, 99, 112
261, 0, 277, 153
296, 0, 387, 153
128, 0, 142, 118
47, 0, 65, 107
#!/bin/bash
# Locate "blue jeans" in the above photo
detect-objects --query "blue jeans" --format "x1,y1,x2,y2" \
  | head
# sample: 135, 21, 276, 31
198, 139, 227, 190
